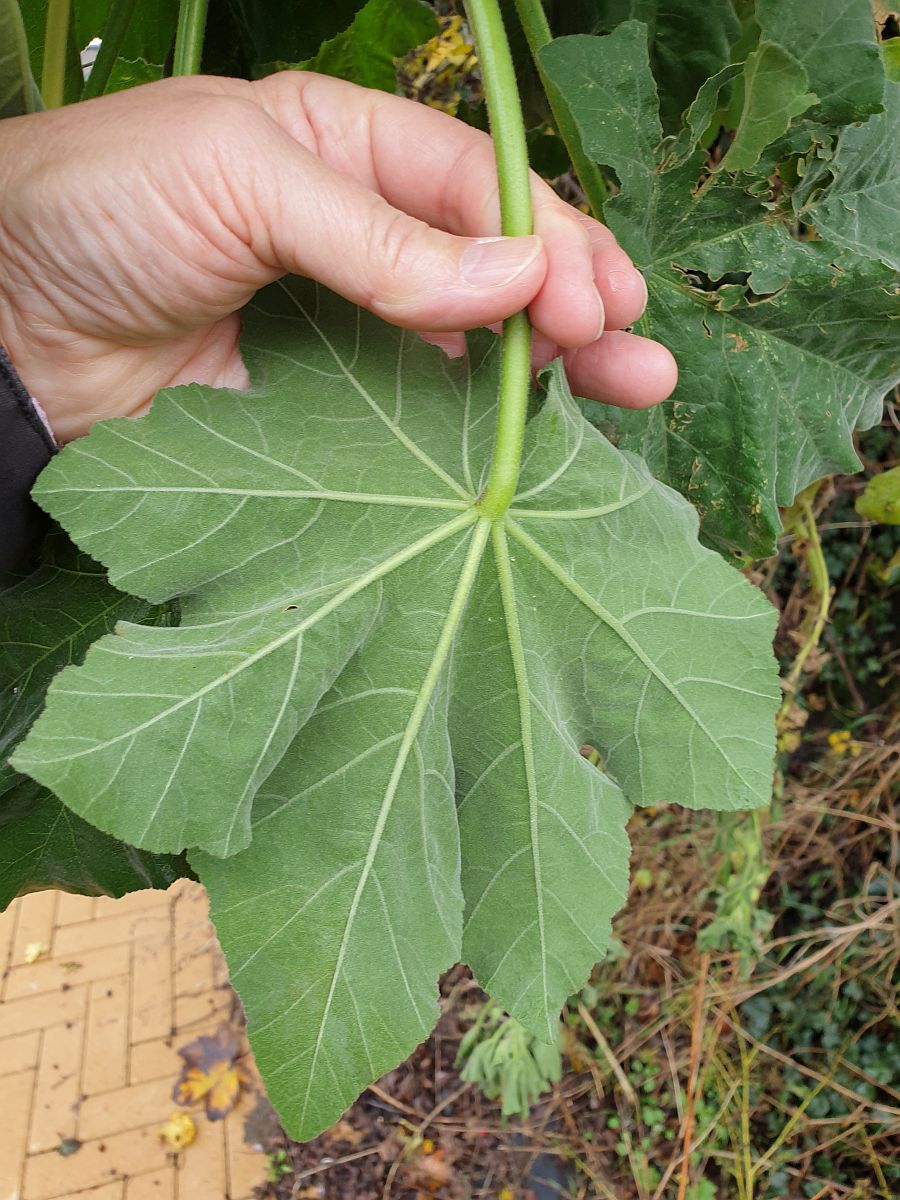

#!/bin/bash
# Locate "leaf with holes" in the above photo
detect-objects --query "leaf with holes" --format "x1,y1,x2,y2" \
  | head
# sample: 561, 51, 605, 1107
796, 78, 900, 272
539, 21, 900, 559
12, 277, 779, 1137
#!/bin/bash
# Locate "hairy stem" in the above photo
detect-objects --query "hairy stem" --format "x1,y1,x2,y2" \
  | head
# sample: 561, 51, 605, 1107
41, 0, 71, 109
172, 0, 209, 76
465, 0, 533, 518
80, 0, 139, 101
512, 0, 609, 218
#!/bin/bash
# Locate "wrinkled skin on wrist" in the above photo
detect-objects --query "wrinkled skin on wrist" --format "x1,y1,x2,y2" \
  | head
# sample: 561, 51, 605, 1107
0, 72, 676, 442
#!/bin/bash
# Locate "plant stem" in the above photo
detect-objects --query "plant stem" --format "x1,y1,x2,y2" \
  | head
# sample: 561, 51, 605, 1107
464, 0, 533, 518
777, 482, 831, 725
172, 0, 209, 76
512, 0, 609, 218
41, 0, 71, 109
80, 0, 139, 100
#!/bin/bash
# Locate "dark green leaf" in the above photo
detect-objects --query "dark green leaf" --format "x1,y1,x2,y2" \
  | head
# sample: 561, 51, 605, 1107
798, 80, 900, 271
285, 0, 437, 92
1, 0, 43, 115
224, 0, 367, 74
0, 778, 187, 910
0, 538, 187, 908
718, 42, 816, 173
663, 43, 818, 178
72, 0, 177, 95
661, 62, 743, 171
0, 540, 152, 795
540, 23, 899, 557
578, 0, 741, 131
756, 0, 884, 125
537, 24, 662, 265
74, 0, 177, 65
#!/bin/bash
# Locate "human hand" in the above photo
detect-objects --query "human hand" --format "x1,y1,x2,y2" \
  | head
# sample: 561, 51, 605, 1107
0, 72, 677, 443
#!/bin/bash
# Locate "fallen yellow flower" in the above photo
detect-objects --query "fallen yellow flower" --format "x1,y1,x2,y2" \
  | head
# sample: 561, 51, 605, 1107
157, 1110, 196, 1150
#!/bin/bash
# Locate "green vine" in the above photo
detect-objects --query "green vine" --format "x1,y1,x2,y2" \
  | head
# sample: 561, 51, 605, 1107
464, 0, 533, 518
778, 481, 832, 724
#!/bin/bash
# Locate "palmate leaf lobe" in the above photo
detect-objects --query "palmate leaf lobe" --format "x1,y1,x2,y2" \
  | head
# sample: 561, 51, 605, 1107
14, 278, 779, 1138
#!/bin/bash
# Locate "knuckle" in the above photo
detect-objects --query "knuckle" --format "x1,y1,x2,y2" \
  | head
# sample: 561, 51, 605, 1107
363, 208, 433, 314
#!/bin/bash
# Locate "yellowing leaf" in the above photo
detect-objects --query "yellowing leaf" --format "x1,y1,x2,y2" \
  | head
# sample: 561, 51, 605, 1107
173, 1024, 252, 1120
157, 1110, 196, 1150
856, 466, 900, 525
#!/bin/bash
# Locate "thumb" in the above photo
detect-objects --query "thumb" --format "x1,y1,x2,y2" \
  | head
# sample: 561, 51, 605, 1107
246, 133, 546, 331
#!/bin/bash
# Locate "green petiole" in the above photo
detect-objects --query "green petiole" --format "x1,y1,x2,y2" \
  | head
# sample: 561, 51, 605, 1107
172, 0, 209, 77
464, 0, 533, 519
41, 0, 71, 109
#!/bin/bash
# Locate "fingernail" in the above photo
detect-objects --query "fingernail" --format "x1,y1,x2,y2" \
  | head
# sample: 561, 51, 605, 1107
607, 268, 649, 306
593, 285, 605, 339
419, 331, 466, 359
460, 236, 542, 288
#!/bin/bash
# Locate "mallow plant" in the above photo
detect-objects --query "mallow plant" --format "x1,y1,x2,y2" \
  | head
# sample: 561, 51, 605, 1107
2, 0, 897, 1140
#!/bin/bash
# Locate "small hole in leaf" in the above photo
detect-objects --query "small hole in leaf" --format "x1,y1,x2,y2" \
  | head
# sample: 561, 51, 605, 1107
285, 605, 298, 611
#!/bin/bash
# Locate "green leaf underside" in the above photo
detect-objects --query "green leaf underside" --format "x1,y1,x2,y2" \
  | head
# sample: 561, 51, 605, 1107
0, 543, 186, 908
16, 277, 778, 1138
539, 24, 900, 557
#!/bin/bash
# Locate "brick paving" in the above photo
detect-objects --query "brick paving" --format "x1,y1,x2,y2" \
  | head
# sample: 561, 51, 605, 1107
1, 881, 269, 1199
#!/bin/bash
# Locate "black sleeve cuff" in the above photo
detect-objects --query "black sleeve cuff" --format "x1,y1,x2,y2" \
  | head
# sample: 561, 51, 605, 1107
1, 346, 56, 574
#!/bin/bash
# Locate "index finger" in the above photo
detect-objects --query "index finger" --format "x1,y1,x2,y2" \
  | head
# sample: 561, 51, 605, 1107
252, 72, 638, 348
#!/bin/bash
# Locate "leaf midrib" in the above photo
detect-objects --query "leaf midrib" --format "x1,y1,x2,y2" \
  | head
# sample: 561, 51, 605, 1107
297, 516, 492, 1133
277, 283, 471, 501
36, 484, 471, 511
12, 511, 477, 769
506, 517, 761, 797
489, 522, 552, 1042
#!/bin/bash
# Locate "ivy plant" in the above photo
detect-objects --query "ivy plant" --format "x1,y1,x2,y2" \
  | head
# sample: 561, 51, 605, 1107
1, 0, 897, 1141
